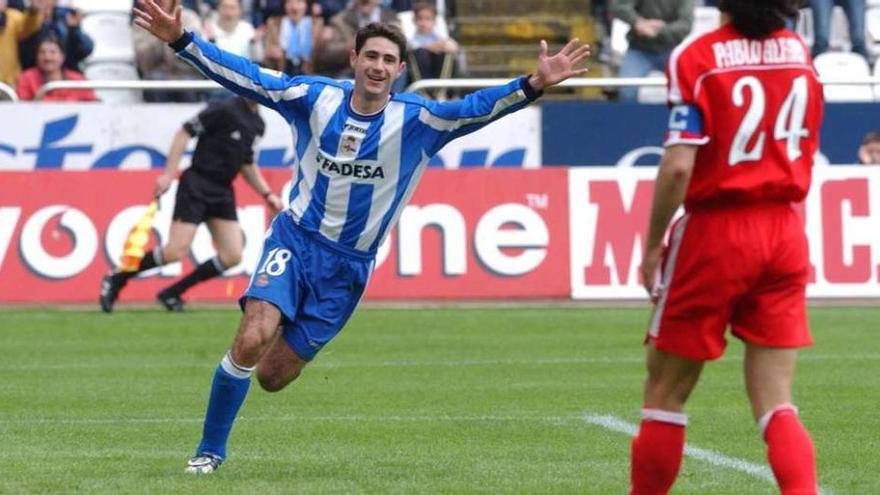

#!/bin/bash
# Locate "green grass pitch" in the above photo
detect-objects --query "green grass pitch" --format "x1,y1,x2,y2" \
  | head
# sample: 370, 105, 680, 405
0, 306, 877, 494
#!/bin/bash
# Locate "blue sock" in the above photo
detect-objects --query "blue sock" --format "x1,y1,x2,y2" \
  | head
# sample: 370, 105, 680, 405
196, 351, 254, 459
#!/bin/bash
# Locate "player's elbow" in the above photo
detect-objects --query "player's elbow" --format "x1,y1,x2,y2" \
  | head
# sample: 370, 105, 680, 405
659, 145, 697, 181
664, 159, 693, 181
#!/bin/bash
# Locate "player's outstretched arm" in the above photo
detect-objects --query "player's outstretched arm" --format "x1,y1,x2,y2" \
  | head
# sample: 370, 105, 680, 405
133, 0, 309, 118
420, 38, 590, 153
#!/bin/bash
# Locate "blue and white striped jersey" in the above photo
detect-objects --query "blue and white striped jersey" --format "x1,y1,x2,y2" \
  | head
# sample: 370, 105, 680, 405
172, 32, 541, 256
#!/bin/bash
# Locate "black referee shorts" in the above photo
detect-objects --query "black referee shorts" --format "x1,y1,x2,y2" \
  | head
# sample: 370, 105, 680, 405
172, 173, 238, 224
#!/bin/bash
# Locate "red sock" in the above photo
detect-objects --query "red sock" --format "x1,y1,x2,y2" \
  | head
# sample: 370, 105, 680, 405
629, 409, 687, 495
760, 404, 818, 495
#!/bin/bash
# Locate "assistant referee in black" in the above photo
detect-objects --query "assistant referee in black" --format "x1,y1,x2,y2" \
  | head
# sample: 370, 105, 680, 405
100, 95, 284, 312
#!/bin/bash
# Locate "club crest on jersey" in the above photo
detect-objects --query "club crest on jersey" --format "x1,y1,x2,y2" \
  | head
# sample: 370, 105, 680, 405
340, 135, 360, 156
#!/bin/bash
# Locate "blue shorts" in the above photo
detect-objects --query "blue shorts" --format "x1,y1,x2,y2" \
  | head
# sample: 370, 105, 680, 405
241, 212, 374, 361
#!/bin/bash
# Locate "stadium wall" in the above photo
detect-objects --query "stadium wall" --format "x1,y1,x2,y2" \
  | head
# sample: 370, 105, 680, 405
1, 103, 879, 302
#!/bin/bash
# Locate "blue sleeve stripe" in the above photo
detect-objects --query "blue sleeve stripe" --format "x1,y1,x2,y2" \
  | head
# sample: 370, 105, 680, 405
419, 90, 527, 132
176, 34, 311, 119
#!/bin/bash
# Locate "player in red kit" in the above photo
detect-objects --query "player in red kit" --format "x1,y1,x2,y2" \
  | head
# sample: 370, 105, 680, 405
630, 1, 823, 494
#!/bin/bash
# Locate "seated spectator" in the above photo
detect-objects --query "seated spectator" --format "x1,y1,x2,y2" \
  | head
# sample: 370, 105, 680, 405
611, 0, 694, 102
407, 2, 459, 81
313, 0, 399, 78
19, 0, 93, 72
182, 0, 218, 18
16, 35, 97, 101
275, 0, 321, 75
251, 0, 282, 28
0, 0, 44, 86
133, 0, 206, 102
810, 0, 868, 60
313, 0, 346, 22
859, 131, 880, 165
204, 0, 257, 59
385, 0, 415, 12
251, 0, 283, 69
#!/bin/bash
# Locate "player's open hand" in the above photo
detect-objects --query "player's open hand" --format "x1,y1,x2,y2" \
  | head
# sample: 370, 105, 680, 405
641, 244, 664, 304
528, 38, 591, 91
133, 0, 184, 44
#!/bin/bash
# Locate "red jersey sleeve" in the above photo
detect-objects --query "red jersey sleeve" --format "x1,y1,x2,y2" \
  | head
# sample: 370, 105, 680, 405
665, 36, 710, 146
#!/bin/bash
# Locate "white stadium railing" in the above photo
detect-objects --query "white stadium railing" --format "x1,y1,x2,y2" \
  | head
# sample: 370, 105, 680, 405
27, 76, 880, 101
33, 80, 222, 100
0, 82, 19, 102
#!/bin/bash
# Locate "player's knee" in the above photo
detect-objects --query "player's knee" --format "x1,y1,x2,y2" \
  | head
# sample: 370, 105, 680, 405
236, 332, 269, 356
256, 370, 300, 392
236, 311, 278, 353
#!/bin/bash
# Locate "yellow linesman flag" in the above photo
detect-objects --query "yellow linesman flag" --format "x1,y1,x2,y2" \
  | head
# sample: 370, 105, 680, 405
119, 200, 159, 272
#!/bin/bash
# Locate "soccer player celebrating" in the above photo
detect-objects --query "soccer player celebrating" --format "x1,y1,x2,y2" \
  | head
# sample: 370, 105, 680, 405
132, 0, 590, 473
632, 1, 823, 494
99, 95, 284, 312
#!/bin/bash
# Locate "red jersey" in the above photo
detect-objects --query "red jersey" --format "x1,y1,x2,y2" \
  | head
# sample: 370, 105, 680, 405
664, 24, 824, 210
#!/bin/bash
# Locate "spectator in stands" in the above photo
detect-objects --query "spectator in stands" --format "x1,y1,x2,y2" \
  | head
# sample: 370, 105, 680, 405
274, 0, 321, 74
16, 35, 97, 101
313, 0, 399, 77
0, 0, 44, 86
182, 0, 218, 18
858, 130, 880, 165
204, 0, 258, 59
612, 0, 694, 102
133, 0, 206, 101
809, 0, 869, 60
251, 0, 282, 27
313, 0, 346, 21
385, 0, 415, 12
19, 0, 93, 72
252, 0, 283, 69
407, 1, 459, 83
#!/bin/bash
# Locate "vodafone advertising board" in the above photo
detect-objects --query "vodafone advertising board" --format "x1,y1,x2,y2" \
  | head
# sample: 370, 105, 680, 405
1, 167, 878, 303
0, 169, 568, 303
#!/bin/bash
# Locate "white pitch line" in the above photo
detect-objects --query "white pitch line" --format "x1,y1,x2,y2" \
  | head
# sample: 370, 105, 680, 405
1, 353, 876, 372
581, 413, 834, 495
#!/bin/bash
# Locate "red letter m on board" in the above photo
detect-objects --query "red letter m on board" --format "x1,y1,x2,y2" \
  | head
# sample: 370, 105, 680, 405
583, 180, 654, 285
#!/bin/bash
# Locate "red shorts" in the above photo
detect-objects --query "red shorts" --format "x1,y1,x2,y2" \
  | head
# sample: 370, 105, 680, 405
647, 202, 813, 361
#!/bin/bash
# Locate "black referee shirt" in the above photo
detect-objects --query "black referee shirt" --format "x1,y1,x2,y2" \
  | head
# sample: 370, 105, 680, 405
183, 96, 266, 187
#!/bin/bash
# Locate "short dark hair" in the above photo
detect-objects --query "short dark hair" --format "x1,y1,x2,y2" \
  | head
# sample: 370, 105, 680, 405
719, 0, 802, 39
355, 22, 408, 62
863, 130, 880, 145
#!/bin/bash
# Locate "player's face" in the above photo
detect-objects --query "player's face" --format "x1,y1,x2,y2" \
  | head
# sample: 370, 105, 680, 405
351, 37, 404, 99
